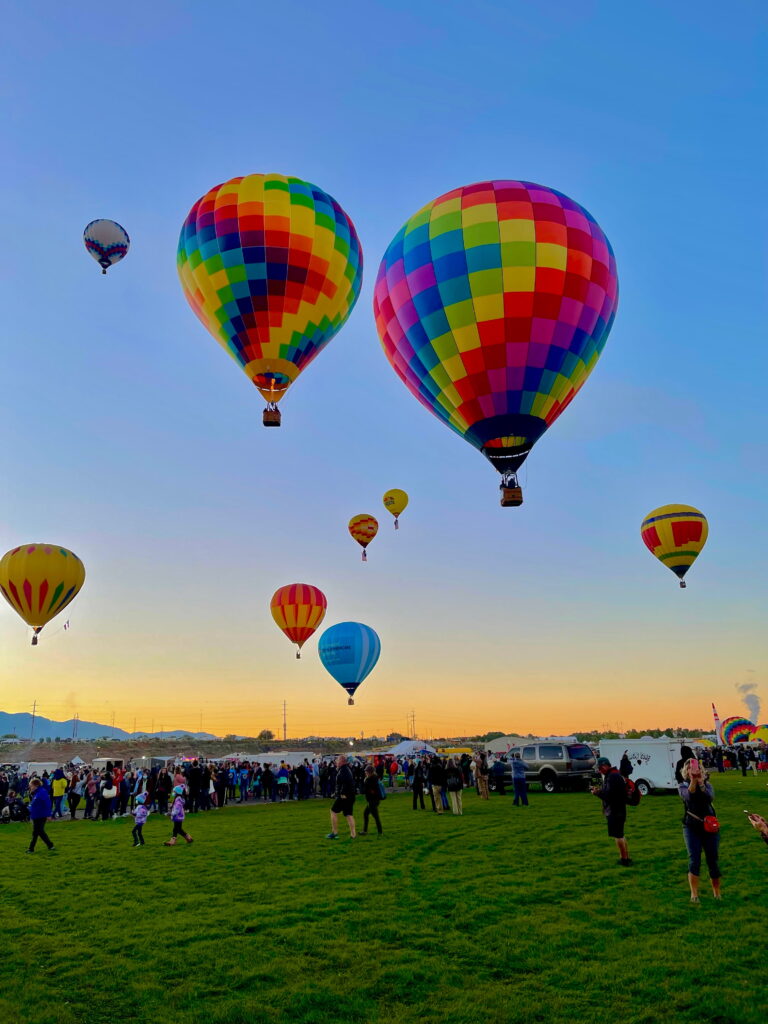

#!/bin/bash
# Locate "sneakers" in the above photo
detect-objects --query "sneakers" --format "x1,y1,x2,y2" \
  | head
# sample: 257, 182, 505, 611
25, 849, 34, 854
325, 832, 338, 840
619, 858, 633, 867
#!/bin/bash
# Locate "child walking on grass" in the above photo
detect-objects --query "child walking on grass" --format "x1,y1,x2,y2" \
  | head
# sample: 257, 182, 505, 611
164, 786, 193, 847
131, 793, 149, 847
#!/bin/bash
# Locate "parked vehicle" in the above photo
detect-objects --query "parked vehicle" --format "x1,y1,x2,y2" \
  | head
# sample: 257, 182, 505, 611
488, 742, 595, 793
598, 739, 680, 795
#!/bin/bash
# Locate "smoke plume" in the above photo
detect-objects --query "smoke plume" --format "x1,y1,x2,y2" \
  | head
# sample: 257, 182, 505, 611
735, 681, 761, 723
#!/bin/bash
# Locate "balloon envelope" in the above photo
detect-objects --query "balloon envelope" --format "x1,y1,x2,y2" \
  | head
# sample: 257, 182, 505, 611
348, 514, 378, 551
84, 219, 129, 273
641, 504, 708, 585
177, 173, 363, 408
383, 488, 408, 522
318, 621, 381, 700
373, 181, 618, 486
270, 583, 327, 654
0, 544, 86, 639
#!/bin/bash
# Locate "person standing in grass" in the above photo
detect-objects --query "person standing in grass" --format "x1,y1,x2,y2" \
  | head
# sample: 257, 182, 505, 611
679, 758, 721, 902
428, 755, 446, 815
131, 793, 149, 847
361, 764, 383, 836
50, 768, 67, 819
26, 778, 54, 854
445, 758, 464, 815
511, 754, 529, 807
326, 755, 356, 840
591, 757, 631, 867
164, 786, 193, 846
411, 760, 427, 810
475, 753, 490, 800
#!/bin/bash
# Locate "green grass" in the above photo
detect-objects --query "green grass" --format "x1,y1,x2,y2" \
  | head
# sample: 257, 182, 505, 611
1, 774, 765, 1024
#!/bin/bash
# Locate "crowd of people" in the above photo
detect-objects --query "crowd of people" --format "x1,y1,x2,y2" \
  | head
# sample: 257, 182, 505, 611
2, 745, 767, 893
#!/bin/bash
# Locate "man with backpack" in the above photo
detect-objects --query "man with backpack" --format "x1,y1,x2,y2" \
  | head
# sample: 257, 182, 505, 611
591, 756, 633, 867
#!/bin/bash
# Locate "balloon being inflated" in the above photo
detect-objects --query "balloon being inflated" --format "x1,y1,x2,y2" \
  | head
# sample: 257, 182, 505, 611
177, 174, 363, 426
373, 181, 619, 505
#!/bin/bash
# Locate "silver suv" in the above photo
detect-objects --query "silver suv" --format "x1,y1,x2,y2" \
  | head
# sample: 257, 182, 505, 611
489, 742, 595, 794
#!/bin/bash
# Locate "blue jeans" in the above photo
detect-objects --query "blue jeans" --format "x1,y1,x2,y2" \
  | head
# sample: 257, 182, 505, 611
52, 796, 64, 817
683, 826, 721, 878
513, 778, 528, 805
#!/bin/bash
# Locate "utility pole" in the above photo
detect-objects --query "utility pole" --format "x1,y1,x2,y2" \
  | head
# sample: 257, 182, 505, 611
30, 700, 37, 742
282, 701, 287, 741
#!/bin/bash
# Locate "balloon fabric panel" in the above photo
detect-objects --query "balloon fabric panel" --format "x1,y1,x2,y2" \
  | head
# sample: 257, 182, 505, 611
373, 181, 618, 474
177, 174, 363, 404
270, 583, 327, 648
641, 505, 708, 581
0, 544, 86, 632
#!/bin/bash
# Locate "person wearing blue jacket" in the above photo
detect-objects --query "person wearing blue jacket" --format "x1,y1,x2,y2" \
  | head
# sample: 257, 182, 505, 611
27, 779, 55, 853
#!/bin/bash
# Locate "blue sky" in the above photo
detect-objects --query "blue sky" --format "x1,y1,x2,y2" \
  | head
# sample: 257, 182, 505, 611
0, 0, 765, 738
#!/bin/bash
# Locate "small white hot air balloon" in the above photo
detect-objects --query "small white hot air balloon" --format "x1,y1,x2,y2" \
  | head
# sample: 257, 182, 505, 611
83, 219, 130, 274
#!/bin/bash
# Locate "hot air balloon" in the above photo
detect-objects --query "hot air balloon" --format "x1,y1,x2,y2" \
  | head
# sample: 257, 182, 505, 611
318, 621, 381, 705
178, 173, 363, 426
0, 544, 86, 644
383, 488, 408, 529
641, 504, 708, 588
270, 583, 327, 659
373, 181, 619, 506
720, 716, 755, 744
83, 219, 130, 274
348, 514, 378, 561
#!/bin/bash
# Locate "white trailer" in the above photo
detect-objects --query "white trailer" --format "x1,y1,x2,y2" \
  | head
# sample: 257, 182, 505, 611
598, 739, 683, 796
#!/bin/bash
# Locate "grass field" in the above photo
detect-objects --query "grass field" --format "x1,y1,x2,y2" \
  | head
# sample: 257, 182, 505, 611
1, 773, 765, 1024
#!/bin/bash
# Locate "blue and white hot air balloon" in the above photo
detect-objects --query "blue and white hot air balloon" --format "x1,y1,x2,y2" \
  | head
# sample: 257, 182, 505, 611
318, 621, 381, 705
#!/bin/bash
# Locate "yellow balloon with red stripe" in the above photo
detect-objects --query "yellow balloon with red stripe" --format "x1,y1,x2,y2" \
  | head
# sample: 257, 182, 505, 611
0, 543, 86, 644
383, 489, 409, 529
349, 514, 378, 561
640, 504, 708, 588
270, 583, 327, 659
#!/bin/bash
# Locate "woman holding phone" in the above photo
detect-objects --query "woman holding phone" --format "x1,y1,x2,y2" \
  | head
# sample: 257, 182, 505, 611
679, 758, 721, 903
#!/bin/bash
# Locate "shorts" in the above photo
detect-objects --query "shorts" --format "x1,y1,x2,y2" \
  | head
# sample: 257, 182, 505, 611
606, 813, 626, 839
331, 797, 355, 816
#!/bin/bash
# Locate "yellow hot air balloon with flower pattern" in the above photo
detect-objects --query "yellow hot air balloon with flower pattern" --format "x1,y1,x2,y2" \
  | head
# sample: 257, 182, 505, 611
0, 544, 86, 644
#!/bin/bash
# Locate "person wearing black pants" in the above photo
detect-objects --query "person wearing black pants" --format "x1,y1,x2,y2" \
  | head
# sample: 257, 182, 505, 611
27, 780, 54, 853
362, 765, 383, 835
412, 762, 426, 810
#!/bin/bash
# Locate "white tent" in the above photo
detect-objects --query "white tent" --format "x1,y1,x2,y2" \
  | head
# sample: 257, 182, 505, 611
70, 755, 86, 765
382, 740, 436, 757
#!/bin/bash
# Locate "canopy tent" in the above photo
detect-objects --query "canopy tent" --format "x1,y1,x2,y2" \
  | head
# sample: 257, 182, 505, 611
381, 740, 436, 757
70, 755, 86, 765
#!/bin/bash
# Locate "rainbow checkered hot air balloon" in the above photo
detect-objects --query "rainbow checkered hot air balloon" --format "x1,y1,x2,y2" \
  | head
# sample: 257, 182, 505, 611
270, 583, 327, 659
373, 181, 619, 506
0, 544, 86, 644
641, 504, 708, 588
720, 716, 756, 744
178, 174, 362, 426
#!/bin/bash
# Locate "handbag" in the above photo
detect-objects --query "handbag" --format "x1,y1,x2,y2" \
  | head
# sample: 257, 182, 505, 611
687, 810, 720, 833
377, 780, 387, 801
101, 786, 117, 799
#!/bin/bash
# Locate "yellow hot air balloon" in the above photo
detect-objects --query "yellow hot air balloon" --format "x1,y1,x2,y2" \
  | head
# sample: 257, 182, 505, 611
383, 489, 408, 529
348, 515, 378, 561
0, 544, 86, 644
640, 505, 708, 588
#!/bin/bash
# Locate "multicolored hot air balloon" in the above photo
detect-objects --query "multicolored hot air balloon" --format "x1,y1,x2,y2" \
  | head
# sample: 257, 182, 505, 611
0, 544, 86, 644
383, 488, 408, 529
178, 173, 363, 426
373, 181, 619, 506
318, 621, 381, 705
270, 583, 327, 659
641, 504, 708, 588
720, 716, 755, 745
83, 219, 130, 274
348, 514, 378, 561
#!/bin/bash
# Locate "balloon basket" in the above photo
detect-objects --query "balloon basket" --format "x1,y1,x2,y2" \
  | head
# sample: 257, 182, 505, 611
679, 580, 687, 589
361, 550, 367, 562
296, 649, 301, 659
348, 697, 355, 706
263, 408, 281, 427
500, 485, 523, 507
31, 635, 39, 647
394, 519, 399, 530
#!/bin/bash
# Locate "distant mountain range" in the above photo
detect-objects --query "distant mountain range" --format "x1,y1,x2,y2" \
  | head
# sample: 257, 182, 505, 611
0, 711, 218, 742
